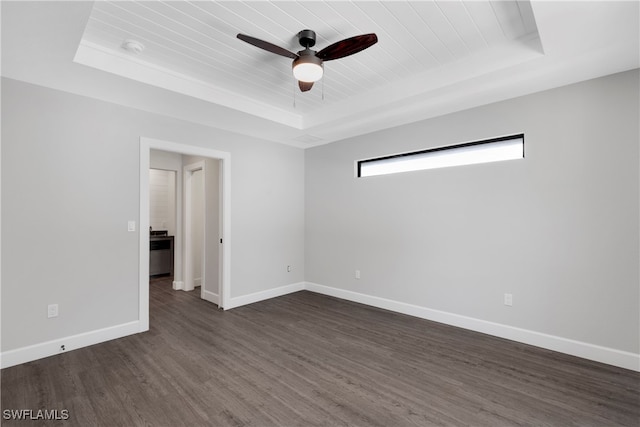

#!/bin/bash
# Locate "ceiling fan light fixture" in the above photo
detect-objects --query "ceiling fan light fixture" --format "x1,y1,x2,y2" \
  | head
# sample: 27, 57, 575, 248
238, 30, 377, 91
292, 54, 323, 82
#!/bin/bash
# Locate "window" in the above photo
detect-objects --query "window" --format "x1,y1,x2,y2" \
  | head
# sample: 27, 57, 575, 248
357, 134, 524, 178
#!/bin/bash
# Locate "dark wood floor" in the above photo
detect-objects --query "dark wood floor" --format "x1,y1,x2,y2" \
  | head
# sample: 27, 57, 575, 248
2, 278, 639, 426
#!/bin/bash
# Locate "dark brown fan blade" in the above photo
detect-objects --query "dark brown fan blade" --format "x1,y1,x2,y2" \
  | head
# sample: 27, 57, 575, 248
298, 81, 314, 92
316, 33, 378, 61
237, 34, 298, 59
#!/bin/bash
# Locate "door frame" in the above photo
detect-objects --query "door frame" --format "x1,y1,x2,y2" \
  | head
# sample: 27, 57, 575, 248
183, 161, 205, 293
139, 137, 231, 332
183, 161, 208, 298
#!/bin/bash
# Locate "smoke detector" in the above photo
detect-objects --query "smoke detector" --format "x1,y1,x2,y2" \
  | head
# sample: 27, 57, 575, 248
121, 39, 145, 54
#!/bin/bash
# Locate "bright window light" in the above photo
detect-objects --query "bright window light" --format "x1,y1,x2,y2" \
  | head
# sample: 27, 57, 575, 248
357, 134, 524, 178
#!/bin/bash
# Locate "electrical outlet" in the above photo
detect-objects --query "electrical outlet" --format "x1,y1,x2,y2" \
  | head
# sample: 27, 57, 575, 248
504, 293, 513, 306
127, 220, 136, 232
48, 304, 59, 318
287, 265, 292, 273
355, 270, 361, 279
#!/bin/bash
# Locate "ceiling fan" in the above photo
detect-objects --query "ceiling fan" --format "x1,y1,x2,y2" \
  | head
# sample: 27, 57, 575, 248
237, 29, 378, 92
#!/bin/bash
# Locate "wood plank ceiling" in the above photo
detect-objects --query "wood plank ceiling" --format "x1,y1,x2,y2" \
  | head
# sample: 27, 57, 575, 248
79, 1, 538, 115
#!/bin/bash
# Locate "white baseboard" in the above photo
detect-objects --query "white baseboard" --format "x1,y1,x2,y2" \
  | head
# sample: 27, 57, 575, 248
1, 321, 142, 369
4, 282, 637, 372
225, 282, 306, 310
0, 281, 304, 369
304, 282, 640, 372
202, 289, 219, 305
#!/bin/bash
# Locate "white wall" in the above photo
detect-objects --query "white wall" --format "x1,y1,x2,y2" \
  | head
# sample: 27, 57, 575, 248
1, 77, 305, 354
305, 70, 639, 357
149, 169, 176, 236
2, 69, 637, 369
150, 150, 183, 281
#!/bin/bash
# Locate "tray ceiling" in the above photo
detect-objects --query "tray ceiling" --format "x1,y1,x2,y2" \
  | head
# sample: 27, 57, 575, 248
3, 1, 639, 147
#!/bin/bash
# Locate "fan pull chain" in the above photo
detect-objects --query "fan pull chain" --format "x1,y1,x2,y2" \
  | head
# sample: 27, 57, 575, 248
293, 79, 297, 108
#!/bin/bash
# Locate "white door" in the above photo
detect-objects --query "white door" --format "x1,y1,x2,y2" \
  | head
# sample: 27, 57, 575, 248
191, 168, 204, 290
184, 160, 221, 306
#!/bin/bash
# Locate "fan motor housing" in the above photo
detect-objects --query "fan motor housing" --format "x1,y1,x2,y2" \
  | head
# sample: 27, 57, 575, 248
298, 29, 317, 48
292, 50, 323, 68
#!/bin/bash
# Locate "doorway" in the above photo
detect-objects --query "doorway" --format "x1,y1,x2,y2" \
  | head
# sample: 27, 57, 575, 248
139, 137, 231, 333
149, 168, 177, 278
184, 160, 220, 305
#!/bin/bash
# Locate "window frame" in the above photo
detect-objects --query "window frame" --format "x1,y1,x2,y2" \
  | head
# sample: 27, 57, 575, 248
356, 133, 525, 178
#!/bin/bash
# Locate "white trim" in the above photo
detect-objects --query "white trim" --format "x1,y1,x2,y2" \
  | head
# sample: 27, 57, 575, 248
304, 282, 640, 372
0, 321, 140, 369
201, 289, 219, 305
139, 144, 150, 332
172, 281, 184, 291
183, 161, 206, 295
225, 282, 306, 310
3, 281, 637, 372
74, 40, 303, 130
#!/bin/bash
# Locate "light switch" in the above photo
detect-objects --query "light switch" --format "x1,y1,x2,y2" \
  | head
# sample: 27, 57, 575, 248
128, 221, 136, 232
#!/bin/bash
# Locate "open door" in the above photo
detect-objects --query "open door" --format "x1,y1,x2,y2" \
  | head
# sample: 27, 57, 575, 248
184, 160, 221, 307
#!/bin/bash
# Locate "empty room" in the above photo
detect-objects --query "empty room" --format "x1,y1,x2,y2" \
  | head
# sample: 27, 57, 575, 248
1, 1, 639, 426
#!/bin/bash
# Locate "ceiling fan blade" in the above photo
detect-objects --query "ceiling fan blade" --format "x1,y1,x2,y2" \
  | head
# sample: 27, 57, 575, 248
298, 81, 314, 92
316, 33, 378, 61
237, 34, 298, 59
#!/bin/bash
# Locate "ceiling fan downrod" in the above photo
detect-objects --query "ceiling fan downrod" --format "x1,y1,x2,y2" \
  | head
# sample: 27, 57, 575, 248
297, 29, 317, 48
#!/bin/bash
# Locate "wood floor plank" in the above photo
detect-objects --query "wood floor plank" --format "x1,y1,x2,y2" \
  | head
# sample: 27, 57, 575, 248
2, 278, 639, 426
